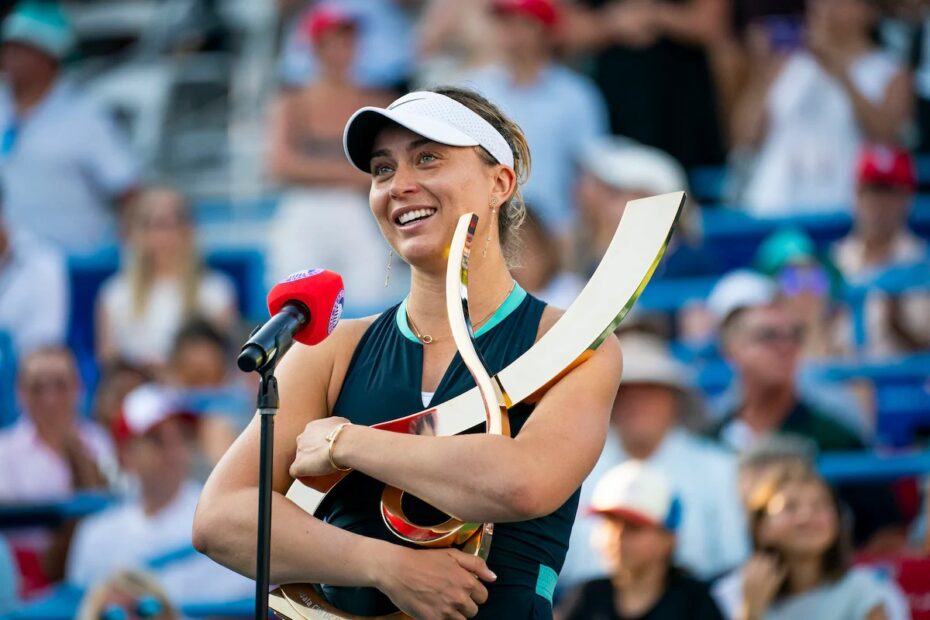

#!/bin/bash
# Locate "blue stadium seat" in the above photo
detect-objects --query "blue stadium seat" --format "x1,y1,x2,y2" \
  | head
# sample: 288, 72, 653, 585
0, 331, 17, 428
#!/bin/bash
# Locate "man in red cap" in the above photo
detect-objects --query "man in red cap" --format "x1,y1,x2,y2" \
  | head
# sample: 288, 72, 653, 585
831, 144, 930, 355
67, 384, 251, 605
459, 0, 609, 241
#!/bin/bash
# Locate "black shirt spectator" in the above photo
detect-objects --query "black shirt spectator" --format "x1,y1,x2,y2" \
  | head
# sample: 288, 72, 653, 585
560, 570, 724, 620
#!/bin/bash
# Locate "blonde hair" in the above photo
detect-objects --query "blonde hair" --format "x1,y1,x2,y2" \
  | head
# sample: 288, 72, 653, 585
429, 86, 531, 265
77, 569, 177, 620
124, 187, 201, 319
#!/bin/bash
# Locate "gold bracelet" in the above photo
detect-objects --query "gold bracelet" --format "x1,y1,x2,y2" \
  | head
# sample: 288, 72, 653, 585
325, 422, 353, 472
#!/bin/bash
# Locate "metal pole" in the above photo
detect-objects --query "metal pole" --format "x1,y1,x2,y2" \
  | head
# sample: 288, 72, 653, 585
255, 372, 279, 619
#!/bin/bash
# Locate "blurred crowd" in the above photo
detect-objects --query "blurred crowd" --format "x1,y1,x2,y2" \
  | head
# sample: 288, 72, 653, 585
1, 0, 929, 618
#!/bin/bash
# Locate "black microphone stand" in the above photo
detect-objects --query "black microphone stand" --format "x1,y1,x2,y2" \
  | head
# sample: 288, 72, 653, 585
253, 366, 278, 619
237, 304, 308, 619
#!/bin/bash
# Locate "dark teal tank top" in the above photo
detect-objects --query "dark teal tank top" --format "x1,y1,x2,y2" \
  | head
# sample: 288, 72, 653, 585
317, 286, 576, 617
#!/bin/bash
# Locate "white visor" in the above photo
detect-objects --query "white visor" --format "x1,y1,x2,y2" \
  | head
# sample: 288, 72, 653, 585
343, 91, 515, 172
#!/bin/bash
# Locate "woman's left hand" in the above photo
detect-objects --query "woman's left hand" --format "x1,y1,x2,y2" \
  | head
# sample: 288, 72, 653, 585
290, 416, 354, 478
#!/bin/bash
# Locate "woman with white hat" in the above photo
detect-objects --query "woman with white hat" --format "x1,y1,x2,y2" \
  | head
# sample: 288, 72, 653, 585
195, 87, 622, 619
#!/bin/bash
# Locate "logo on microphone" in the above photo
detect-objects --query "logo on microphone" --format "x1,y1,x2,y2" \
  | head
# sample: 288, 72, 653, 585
329, 290, 344, 334
283, 268, 322, 283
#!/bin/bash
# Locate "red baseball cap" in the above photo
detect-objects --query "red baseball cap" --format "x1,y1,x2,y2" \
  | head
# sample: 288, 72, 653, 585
112, 384, 195, 444
491, 0, 560, 28
856, 144, 916, 191
302, 4, 357, 44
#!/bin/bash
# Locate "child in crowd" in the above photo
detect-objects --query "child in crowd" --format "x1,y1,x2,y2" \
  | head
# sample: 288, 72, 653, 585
558, 461, 724, 620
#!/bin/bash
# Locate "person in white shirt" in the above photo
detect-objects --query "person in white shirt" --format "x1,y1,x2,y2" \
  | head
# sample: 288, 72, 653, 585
713, 466, 908, 620
458, 0, 609, 235
0, 346, 113, 592
0, 2, 139, 254
732, 0, 911, 216
560, 333, 748, 588
0, 189, 68, 358
96, 187, 238, 370
67, 383, 252, 604
831, 144, 930, 357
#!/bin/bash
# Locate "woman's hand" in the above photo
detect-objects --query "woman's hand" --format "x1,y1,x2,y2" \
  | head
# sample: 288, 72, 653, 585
741, 553, 786, 620
373, 545, 497, 620
289, 416, 353, 478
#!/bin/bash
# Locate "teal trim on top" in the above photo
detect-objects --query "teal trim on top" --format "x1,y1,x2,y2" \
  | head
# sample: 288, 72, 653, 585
535, 564, 558, 604
395, 283, 527, 344
396, 297, 418, 343
474, 283, 526, 337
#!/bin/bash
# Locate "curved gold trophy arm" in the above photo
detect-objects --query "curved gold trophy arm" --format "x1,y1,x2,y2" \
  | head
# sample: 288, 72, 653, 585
269, 192, 686, 619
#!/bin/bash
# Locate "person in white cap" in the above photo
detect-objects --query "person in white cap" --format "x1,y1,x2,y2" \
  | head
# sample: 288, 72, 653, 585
576, 138, 715, 279
561, 333, 748, 589
67, 384, 252, 605
196, 87, 623, 619
0, 1, 139, 254
558, 461, 725, 620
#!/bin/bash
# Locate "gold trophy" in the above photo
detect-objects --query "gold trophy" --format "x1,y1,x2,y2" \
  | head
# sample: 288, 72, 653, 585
269, 192, 686, 619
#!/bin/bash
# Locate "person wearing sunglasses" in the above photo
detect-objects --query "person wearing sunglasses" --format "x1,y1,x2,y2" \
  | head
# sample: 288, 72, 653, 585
76, 569, 177, 620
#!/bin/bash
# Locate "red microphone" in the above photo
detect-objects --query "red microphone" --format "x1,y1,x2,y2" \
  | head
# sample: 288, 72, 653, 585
237, 269, 345, 372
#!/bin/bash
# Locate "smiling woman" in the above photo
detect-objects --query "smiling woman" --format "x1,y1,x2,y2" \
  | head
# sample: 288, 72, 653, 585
193, 87, 622, 620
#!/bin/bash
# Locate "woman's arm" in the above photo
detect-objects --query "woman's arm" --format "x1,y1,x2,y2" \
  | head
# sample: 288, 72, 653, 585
832, 69, 912, 143
292, 335, 623, 523
193, 324, 494, 619
266, 93, 371, 189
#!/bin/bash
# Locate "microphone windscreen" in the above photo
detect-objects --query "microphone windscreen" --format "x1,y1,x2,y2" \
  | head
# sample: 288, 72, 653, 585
267, 269, 345, 346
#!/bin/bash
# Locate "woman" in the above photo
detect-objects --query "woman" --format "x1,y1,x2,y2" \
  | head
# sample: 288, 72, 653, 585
96, 187, 238, 371
194, 87, 622, 619
712, 466, 906, 620
732, 0, 912, 216
266, 3, 401, 309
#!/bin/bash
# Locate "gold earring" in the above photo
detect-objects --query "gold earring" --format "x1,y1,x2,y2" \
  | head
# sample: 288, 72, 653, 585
483, 205, 497, 258
384, 248, 393, 287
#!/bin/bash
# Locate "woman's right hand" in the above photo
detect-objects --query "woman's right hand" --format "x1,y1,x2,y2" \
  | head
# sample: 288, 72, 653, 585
373, 545, 496, 620
741, 553, 786, 620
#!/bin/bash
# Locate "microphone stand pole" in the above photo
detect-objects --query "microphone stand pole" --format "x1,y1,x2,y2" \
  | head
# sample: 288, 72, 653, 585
254, 365, 278, 619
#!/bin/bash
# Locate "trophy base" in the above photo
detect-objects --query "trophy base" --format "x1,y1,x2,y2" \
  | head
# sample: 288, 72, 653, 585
269, 584, 409, 620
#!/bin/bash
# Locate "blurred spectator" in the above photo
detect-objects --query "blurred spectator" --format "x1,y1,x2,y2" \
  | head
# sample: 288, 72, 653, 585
713, 466, 908, 620
708, 292, 864, 451
0, 1, 139, 254
96, 187, 238, 371
736, 434, 817, 509
732, 0, 911, 216
754, 228, 849, 359
706, 280, 907, 550
0, 346, 113, 592
563, 0, 727, 168
267, 3, 402, 309
416, 0, 500, 82
0, 536, 17, 615
76, 569, 178, 620
577, 138, 714, 279
706, 270, 870, 442
169, 318, 251, 472
562, 334, 747, 588
67, 384, 252, 604
558, 461, 725, 620
278, 0, 414, 90
511, 207, 585, 308
831, 144, 930, 356
0, 181, 68, 358
457, 0, 609, 233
